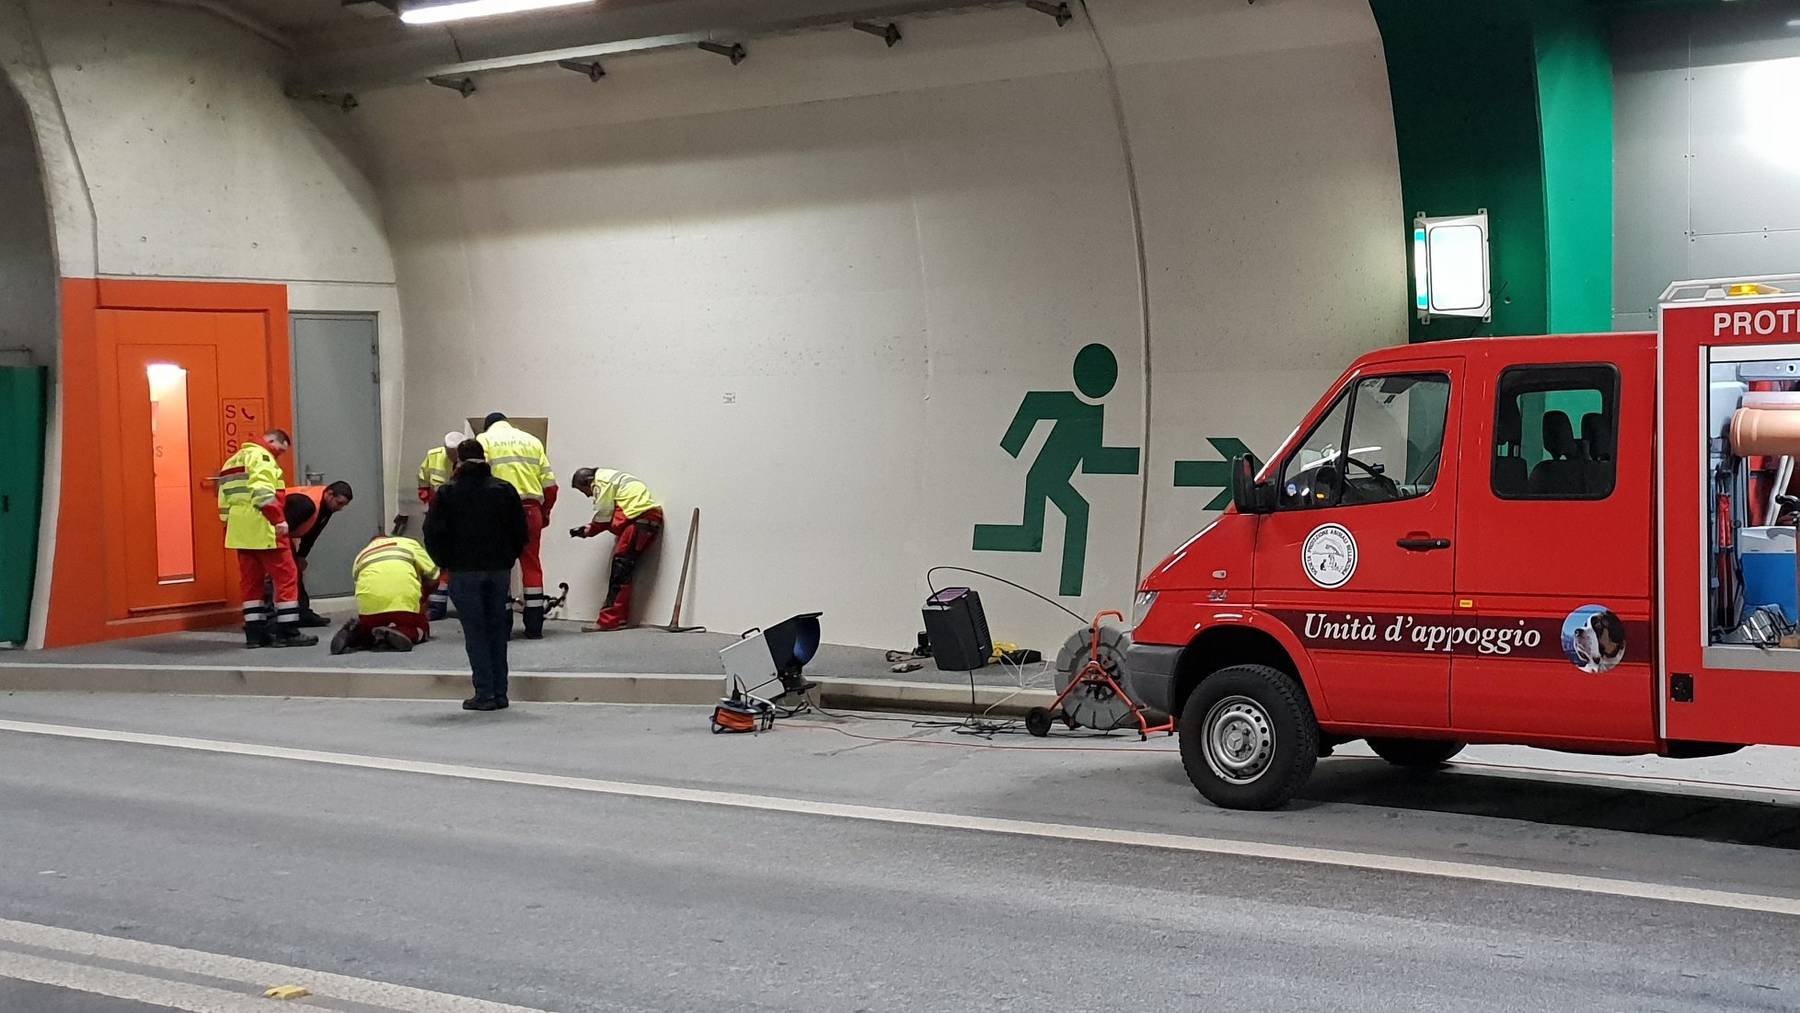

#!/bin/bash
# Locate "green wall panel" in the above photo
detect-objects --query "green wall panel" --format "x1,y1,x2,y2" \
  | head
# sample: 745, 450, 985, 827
1371, 0, 1615, 341
1535, 1, 1616, 333
0, 366, 47, 644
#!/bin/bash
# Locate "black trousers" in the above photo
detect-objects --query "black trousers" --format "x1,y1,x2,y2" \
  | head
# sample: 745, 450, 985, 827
449, 570, 511, 702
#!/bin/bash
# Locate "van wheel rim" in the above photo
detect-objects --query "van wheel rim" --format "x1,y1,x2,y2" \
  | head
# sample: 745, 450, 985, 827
1203, 695, 1274, 784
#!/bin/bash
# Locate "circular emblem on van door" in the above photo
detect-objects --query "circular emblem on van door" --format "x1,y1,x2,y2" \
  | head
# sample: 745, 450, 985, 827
1302, 523, 1358, 589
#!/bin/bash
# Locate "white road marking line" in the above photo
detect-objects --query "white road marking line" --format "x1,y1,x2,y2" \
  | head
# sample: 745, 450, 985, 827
0, 947, 276, 1013
0, 918, 549, 1012
2, 717, 1798, 919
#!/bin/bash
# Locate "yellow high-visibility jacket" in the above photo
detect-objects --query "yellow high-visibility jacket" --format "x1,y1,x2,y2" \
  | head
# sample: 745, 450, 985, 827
588, 469, 661, 522
478, 420, 556, 503
417, 447, 452, 497
217, 442, 285, 550
352, 536, 439, 615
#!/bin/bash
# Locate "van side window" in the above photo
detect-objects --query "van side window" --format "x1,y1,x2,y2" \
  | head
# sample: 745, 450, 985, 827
1278, 373, 1450, 509
1492, 364, 1618, 500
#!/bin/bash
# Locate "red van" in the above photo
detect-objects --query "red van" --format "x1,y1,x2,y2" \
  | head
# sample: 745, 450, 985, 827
1127, 276, 1800, 809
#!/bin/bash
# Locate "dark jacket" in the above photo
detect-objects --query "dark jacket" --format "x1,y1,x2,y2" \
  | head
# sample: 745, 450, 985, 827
423, 461, 528, 573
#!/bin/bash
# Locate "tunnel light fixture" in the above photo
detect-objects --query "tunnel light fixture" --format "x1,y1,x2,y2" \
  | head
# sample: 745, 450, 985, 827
853, 20, 903, 46
1024, 1, 1072, 26
1413, 210, 1491, 323
400, 0, 591, 26
427, 75, 477, 96
697, 41, 747, 64
557, 58, 606, 81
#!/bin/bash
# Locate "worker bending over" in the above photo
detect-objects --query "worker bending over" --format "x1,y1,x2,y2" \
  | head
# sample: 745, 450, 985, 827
217, 428, 317, 648
282, 480, 354, 627
569, 467, 663, 631
477, 412, 557, 638
416, 431, 463, 619
330, 534, 439, 655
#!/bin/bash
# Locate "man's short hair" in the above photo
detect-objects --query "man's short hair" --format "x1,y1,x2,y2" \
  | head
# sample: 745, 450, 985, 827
326, 480, 354, 499
265, 428, 292, 445
572, 467, 597, 487
458, 438, 486, 461
482, 412, 507, 431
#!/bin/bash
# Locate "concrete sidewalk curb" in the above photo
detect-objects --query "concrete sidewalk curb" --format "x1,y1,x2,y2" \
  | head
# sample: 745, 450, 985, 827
0, 663, 1057, 716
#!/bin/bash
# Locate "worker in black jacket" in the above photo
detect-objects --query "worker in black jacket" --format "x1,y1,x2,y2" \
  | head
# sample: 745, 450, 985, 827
423, 440, 529, 711
282, 481, 353, 627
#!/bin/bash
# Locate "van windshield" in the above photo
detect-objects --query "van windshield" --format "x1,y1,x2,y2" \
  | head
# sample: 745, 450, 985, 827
1279, 373, 1450, 509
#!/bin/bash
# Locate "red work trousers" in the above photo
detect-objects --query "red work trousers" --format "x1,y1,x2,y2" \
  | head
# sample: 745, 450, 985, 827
597, 506, 663, 630
237, 543, 300, 641
352, 610, 429, 646
520, 500, 547, 617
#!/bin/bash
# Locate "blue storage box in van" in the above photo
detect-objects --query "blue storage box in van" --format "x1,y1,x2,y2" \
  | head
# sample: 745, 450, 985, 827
1741, 525, 1798, 623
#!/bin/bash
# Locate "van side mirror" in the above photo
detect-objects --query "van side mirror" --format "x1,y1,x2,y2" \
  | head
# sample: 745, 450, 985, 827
1231, 453, 1274, 515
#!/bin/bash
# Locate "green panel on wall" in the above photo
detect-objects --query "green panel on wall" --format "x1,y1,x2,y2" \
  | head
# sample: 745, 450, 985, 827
1535, 1, 1615, 333
1371, 0, 1615, 341
0, 366, 47, 644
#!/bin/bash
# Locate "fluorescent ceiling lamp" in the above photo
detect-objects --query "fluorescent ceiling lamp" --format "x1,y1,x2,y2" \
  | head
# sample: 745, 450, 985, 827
1412, 210, 1491, 323
400, 0, 591, 25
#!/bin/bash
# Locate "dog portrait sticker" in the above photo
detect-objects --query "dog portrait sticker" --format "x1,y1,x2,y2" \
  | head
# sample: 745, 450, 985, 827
1561, 604, 1627, 674
1302, 523, 1357, 589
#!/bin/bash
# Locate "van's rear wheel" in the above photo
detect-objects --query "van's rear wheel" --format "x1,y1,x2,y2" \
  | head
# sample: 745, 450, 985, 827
1366, 737, 1465, 768
1178, 664, 1318, 810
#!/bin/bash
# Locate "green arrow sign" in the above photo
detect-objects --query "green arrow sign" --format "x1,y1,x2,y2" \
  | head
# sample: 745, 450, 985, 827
1173, 437, 1252, 510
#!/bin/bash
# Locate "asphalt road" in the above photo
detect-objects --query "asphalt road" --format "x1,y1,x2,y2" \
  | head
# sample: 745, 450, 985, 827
0, 694, 1797, 1012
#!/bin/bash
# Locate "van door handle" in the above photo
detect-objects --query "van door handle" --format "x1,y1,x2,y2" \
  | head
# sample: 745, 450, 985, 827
1396, 536, 1451, 551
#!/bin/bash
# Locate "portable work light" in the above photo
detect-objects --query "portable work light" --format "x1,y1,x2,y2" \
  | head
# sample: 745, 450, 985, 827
719, 613, 822, 701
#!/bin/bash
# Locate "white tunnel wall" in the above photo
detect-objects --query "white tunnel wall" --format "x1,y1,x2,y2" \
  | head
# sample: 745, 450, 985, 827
356, 0, 1405, 650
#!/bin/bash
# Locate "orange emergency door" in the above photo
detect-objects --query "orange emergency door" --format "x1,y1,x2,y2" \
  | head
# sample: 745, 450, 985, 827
99, 310, 274, 618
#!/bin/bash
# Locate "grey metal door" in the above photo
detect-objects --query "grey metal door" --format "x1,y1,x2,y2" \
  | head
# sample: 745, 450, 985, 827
291, 314, 382, 598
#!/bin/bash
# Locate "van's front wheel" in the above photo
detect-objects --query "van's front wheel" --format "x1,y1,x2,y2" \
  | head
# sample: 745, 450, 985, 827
1366, 737, 1465, 768
1178, 664, 1318, 810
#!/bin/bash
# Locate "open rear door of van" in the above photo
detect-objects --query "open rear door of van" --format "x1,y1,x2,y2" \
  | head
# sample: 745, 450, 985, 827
1661, 277, 1800, 748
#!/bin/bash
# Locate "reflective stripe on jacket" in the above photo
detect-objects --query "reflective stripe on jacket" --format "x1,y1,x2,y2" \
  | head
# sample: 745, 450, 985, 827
352, 536, 439, 615
589, 469, 661, 522
217, 442, 285, 550
478, 421, 556, 502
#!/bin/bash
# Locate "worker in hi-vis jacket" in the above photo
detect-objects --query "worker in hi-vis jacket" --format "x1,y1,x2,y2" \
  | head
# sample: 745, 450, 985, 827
416, 430, 463, 620
569, 467, 663, 632
330, 534, 439, 655
217, 427, 317, 649
477, 413, 557, 638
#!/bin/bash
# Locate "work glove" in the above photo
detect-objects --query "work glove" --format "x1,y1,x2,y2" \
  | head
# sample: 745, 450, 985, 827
569, 527, 587, 539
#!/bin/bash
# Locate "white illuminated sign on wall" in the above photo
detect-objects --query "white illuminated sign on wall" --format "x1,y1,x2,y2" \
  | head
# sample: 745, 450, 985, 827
1412, 210, 1491, 323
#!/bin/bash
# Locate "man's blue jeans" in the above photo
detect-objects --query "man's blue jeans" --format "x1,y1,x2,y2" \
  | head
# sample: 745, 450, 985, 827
449, 570, 511, 701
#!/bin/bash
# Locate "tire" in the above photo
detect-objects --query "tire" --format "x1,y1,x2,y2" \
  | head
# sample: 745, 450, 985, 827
1365, 737, 1465, 768
1177, 664, 1319, 810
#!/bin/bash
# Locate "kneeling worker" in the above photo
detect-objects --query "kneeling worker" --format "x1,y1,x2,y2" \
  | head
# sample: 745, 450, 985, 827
330, 534, 439, 655
569, 467, 663, 631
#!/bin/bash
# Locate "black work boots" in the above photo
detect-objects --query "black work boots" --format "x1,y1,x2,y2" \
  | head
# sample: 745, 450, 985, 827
245, 622, 319, 649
